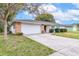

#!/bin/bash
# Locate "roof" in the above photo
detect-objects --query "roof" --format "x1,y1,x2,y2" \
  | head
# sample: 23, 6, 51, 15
14, 20, 55, 26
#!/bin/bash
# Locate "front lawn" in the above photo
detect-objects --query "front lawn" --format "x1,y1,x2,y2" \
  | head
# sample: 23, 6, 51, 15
53, 32, 79, 39
0, 35, 54, 56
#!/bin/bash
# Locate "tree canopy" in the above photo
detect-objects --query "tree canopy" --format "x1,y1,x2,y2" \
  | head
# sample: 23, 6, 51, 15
35, 13, 55, 22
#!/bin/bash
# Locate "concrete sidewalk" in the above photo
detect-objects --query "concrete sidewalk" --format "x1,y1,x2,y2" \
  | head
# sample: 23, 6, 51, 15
24, 34, 79, 56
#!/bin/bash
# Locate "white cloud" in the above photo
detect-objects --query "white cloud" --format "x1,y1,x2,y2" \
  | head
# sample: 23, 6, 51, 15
72, 17, 79, 20
55, 20, 63, 24
66, 9, 79, 21
67, 10, 79, 16
53, 10, 66, 20
53, 9, 79, 23
39, 4, 57, 13
23, 11, 33, 17
39, 4, 79, 24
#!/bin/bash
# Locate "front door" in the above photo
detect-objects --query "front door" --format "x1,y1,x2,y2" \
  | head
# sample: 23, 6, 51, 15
44, 25, 47, 33
41, 25, 47, 33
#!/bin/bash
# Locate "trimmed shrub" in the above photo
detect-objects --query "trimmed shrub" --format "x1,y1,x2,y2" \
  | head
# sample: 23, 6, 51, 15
49, 29, 54, 33
64, 28, 67, 32
60, 29, 64, 32
55, 28, 60, 33
14, 33, 23, 35
60, 28, 67, 32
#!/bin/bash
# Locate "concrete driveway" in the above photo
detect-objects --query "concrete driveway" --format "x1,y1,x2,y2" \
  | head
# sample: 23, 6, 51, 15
24, 34, 79, 56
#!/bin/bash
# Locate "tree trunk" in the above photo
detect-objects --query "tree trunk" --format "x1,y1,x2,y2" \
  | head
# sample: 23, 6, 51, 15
2, 19, 8, 53
3, 20, 8, 40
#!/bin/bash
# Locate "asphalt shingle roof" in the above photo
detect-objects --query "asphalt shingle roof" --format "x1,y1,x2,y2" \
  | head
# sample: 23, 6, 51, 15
15, 20, 55, 26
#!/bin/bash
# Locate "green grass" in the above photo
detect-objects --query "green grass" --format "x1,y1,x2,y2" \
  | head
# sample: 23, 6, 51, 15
0, 35, 54, 56
53, 32, 79, 39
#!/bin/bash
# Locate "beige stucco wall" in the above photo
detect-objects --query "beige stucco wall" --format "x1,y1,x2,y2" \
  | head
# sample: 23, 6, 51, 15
41, 25, 51, 33
41, 25, 45, 33
46, 26, 51, 33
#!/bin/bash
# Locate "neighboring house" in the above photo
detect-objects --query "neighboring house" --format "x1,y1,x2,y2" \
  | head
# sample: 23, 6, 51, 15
56, 23, 79, 32
11, 20, 55, 34
65, 24, 79, 32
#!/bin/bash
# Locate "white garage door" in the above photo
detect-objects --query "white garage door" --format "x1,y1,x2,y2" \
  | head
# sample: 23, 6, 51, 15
21, 23, 41, 34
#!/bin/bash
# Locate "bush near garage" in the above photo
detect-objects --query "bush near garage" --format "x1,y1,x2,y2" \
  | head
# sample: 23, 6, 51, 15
13, 33, 23, 35
60, 28, 67, 32
55, 28, 60, 33
49, 29, 54, 33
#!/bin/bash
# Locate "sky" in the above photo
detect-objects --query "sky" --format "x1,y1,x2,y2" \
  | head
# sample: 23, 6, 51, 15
16, 3, 79, 25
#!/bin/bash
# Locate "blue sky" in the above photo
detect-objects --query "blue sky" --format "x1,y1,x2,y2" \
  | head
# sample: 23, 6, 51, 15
53, 3, 78, 11
16, 10, 34, 20
16, 3, 79, 25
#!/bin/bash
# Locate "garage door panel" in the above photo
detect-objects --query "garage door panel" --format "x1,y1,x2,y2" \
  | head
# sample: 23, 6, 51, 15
21, 24, 41, 34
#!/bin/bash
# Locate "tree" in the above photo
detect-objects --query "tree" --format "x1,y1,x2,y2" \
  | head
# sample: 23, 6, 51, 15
0, 4, 25, 40
35, 13, 55, 22
0, 3, 43, 50
7, 13, 15, 34
0, 3, 42, 40
24, 3, 43, 16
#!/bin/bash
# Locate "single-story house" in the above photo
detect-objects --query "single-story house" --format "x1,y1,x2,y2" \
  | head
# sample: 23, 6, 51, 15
11, 20, 55, 34
56, 23, 79, 32
64, 24, 79, 32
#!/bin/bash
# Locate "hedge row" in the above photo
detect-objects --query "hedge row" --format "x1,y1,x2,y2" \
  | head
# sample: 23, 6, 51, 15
49, 28, 67, 33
